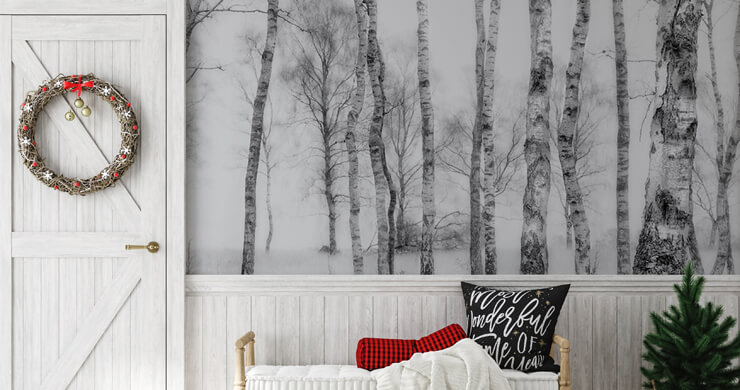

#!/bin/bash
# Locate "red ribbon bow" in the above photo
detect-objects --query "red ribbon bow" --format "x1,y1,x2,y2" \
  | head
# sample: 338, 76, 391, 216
64, 76, 93, 97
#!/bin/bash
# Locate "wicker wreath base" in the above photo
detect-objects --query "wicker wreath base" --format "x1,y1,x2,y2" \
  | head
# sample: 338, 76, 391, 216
17, 74, 140, 196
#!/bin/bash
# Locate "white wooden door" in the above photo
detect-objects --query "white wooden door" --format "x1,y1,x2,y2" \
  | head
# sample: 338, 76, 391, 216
0, 15, 167, 390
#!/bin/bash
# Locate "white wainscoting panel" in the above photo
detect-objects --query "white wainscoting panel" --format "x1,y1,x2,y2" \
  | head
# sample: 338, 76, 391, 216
184, 275, 740, 390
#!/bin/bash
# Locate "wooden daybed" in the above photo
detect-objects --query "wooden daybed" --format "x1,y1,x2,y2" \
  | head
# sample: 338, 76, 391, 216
233, 331, 572, 390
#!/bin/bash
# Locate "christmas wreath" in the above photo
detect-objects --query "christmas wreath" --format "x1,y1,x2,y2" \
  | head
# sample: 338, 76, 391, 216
17, 74, 140, 195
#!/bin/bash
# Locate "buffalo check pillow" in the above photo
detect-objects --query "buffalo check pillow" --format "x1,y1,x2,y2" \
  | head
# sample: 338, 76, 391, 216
355, 323, 466, 370
461, 282, 570, 373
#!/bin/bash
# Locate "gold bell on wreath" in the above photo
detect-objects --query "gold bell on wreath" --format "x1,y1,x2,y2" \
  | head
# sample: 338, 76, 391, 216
64, 111, 75, 121
80, 106, 92, 117
74, 97, 84, 108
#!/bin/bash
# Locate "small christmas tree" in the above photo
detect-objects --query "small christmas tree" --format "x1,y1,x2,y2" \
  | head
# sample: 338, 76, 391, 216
642, 263, 740, 389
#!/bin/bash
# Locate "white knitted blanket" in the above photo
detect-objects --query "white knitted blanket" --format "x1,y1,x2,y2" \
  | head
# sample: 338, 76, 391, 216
372, 338, 512, 390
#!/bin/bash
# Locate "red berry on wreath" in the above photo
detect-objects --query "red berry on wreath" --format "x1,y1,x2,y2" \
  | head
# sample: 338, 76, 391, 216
110, 96, 115, 101
42, 87, 47, 91
121, 154, 126, 159
74, 182, 80, 187
31, 162, 37, 167
32, 142, 36, 146
127, 103, 131, 107
22, 125, 27, 131
113, 172, 119, 178
54, 185, 59, 190
132, 125, 138, 131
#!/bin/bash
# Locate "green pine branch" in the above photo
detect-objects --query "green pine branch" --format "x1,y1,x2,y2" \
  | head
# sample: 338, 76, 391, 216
641, 262, 740, 389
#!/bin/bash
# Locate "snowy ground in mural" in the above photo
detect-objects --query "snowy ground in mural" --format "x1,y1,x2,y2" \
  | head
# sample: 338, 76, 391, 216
186, 0, 740, 274
188, 247, 730, 276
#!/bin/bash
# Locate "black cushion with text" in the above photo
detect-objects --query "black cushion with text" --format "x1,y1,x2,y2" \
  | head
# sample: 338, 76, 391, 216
461, 282, 570, 373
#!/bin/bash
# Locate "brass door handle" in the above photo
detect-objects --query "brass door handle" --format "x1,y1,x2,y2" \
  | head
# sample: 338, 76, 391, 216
125, 241, 160, 253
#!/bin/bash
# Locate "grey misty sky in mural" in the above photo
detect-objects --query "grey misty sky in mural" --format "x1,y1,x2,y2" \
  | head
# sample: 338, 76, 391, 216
186, 0, 740, 275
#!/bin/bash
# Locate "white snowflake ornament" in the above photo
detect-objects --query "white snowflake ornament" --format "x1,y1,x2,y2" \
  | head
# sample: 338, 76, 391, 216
20, 138, 31, 146
101, 86, 111, 96
101, 170, 110, 179
54, 80, 63, 88
122, 111, 131, 119
23, 104, 33, 112
121, 147, 131, 155
42, 171, 53, 181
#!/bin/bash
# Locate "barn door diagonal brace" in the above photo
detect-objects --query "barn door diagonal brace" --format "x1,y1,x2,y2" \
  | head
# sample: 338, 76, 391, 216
39, 260, 143, 390
11, 39, 142, 229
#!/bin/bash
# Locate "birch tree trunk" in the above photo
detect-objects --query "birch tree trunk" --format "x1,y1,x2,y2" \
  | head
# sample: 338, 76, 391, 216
633, 0, 703, 275
557, 0, 592, 274
241, 0, 279, 275
263, 148, 274, 252
323, 143, 338, 254
704, 0, 725, 179
417, 0, 436, 274
565, 208, 573, 249
260, 101, 275, 253
396, 177, 407, 248
469, 0, 486, 275
366, 0, 393, 274
703, 0, 723, 257
709, 219, 717, 246
265, 168, 273, 252
482, 0, 502, 274
613, 0, 631, 274
345, 0, 367, 273
384, 153, 398, 273
711, 2, 740, 275
713, 180, 734, 274
521, 0, 553, 274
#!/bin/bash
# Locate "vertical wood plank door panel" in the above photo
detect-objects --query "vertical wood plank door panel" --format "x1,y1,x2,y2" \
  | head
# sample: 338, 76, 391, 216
1, 15, 167, 390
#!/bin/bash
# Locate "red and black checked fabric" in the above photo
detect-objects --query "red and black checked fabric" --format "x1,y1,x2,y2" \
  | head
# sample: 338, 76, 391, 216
416, 323, 466, 353
355, 324, 466, 370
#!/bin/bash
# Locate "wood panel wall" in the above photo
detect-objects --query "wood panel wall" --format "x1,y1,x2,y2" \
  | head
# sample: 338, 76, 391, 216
184, 275, 739, 390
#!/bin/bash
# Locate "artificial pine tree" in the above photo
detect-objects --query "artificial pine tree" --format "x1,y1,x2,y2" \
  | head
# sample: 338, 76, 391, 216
642, 263, 740, 389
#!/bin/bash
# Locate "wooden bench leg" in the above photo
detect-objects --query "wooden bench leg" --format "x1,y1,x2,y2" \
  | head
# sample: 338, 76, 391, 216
553, 335, 571, 390
234, 331, 255, 390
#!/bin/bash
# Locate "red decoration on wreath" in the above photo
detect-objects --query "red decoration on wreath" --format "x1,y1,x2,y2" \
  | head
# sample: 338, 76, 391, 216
64, 75, 94, 97
113, 172, 119, 178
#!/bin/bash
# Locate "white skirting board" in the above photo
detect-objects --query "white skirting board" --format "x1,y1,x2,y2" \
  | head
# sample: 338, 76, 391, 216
184, 275, 739, 390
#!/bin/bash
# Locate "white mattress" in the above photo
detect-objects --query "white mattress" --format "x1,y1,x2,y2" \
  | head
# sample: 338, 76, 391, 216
245, 365, 559, 390
245, 366, 376, 390
502, 369, 559, 390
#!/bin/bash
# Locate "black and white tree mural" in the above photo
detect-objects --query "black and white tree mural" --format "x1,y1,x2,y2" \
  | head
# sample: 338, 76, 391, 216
186, 0, 740, 275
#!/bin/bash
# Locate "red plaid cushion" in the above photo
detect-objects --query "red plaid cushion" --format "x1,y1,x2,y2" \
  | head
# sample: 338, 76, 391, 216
355, 337, 416, 371
355, 324, 467, 370
416, 323, 466, 353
